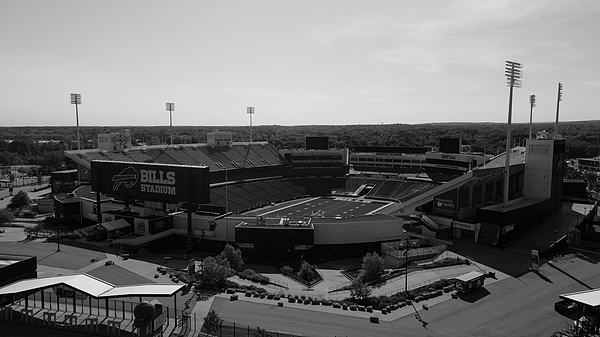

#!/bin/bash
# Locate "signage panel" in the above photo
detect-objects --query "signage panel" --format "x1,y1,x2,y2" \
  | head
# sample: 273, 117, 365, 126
433, 189, 458, 217
453, 221, 475, 231
91, 160, 210, 204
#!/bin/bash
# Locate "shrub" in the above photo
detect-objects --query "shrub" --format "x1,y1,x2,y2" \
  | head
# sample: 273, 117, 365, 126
238, 269, 269, 284
297, 261, 317, 281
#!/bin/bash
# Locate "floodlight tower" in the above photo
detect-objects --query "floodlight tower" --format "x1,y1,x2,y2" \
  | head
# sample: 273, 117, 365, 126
554, 83, 563, 139
166, 102, 175, 145
529, 94, 536, 140
503, 60, 522, 208
70, 93, 82, 150
247, 107, 255, 143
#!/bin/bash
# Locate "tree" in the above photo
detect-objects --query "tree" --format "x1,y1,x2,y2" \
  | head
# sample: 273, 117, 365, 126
0, 210, 14, 226
349, 275, 372, 300
567, 228, 581, 247
8, 191, 30, 209
202, 310, 223, 335
297, 260, 317, 281
199, 256, 232, 288
219, 244, 243, 271
361, 252, 385, 282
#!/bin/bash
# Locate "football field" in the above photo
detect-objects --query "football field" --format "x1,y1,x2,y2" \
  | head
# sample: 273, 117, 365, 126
244, 196, 393, 220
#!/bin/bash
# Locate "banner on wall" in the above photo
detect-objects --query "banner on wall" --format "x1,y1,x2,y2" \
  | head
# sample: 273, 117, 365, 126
433, 189, 458, 217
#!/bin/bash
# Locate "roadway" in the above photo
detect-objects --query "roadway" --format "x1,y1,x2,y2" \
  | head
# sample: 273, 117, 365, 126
206, 252, 594, 337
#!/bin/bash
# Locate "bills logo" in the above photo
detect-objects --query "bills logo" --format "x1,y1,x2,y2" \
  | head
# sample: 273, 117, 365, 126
112, 167, 139, 191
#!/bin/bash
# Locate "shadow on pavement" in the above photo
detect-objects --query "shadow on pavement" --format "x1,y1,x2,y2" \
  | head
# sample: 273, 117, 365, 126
37, 250, 59, 263
456, 287, 491, 303
533, 271, 554, 283
547, 261, 594, 290
450, 238, 532, 278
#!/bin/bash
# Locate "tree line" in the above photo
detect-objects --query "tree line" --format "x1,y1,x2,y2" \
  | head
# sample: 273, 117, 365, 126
0, 121, 599, 173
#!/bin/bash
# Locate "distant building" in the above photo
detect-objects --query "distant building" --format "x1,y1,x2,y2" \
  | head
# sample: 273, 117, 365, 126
576, 156, 600, 174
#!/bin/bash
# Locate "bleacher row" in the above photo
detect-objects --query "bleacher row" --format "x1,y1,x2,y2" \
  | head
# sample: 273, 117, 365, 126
76, 143, 284, 173
333, 177, 434, 202
208, 177, 346, 214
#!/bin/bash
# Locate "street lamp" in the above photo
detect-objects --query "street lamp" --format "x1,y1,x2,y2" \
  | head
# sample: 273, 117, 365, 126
404, 236, 410, 293
225, 168, 229, 244
200, 228, 206, 272
529, 94, 536, 140
247, 107, 255, 143
56, 224, 61, 252
166, 102, 175, 145
503, 60, 522, 208
70, 93, 82, 150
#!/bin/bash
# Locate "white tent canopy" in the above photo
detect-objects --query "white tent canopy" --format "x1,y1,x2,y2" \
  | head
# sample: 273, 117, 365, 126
0, 273, 184, 299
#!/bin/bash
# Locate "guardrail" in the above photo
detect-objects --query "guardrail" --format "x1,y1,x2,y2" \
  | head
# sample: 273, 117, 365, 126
379, 273, 463, 297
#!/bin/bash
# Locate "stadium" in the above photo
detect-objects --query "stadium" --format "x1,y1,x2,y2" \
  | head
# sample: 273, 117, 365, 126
51, 129, 583, 263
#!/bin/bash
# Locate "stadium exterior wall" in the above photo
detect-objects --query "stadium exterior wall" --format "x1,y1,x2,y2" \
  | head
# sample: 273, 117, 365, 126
312, 215, 403, 245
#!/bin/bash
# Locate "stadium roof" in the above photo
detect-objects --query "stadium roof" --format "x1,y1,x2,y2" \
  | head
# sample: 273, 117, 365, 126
64, 142, 286, 172
560, 288, 600, 307
0, 273, 184, 299
476, 147, 526, 171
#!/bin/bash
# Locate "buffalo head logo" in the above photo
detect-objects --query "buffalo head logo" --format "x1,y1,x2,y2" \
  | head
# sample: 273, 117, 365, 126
112, 167, 139, 191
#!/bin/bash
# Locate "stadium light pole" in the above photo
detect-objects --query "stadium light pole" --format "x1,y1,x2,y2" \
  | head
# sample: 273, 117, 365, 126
247, 107, 255, 143
554, 83, 563, 139
166, 102, 175, 145
528, 94, 536, 140
503, 60, 522, 209
70, 93, 82, 150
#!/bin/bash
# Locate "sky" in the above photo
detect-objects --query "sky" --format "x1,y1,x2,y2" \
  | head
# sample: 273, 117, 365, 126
1, 0, 599, 127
